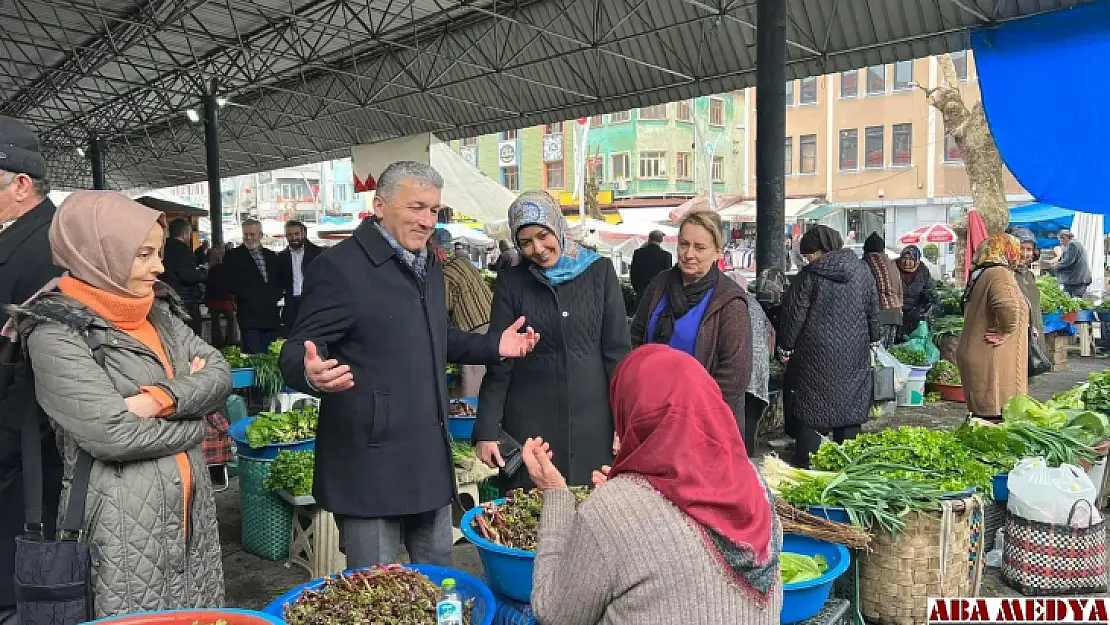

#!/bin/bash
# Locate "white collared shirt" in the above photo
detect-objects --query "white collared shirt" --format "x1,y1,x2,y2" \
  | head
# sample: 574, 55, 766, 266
291, 247, 305, 296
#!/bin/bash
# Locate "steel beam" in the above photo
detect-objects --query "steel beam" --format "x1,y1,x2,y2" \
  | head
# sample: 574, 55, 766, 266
203, 87, 223, 246
755, 0, 785, 275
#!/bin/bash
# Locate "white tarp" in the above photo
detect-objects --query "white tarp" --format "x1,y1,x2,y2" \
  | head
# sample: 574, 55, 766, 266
1071, 211, 1105, 299
441, 222, 495, 248
350, 134, 517, 229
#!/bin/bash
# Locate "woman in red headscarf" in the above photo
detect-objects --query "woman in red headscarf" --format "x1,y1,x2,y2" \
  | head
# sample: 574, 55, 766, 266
523, 344, 782, 625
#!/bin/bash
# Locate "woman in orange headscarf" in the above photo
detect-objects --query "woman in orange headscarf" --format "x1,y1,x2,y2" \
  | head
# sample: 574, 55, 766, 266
956, 234, 1029, 422
522, 344, 781, 625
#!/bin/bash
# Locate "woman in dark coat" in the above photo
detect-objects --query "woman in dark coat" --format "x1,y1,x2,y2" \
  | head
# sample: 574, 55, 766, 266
474, 191, 631, 489
778, 226, 879, 468
630, 211, 753, 434
897, 245, 938, 339
862, 233, 903, 346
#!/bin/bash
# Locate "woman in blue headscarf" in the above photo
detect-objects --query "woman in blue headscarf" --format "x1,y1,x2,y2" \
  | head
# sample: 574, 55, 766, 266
474, 191, 631, 491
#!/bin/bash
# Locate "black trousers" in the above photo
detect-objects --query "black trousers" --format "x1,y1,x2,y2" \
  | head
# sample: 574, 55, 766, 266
794, 425, 861, 469
184, 303, 203, 337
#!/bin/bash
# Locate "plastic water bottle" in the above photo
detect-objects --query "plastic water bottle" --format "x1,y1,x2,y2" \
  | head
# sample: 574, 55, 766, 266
436, 578, 463, 625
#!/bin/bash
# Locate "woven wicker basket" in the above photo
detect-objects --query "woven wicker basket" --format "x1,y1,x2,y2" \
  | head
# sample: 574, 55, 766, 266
859, 496, 985, 625
239, 455, 294, 561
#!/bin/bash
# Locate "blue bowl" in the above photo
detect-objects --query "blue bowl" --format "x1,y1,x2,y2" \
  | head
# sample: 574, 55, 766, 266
229, 416, 315, 460
460, 499, 535, 603
231, 368, 256, 389
82, 608, 284, 624
993, 473, 1009, 501
263, 564, 494, 625
781, 534, 851, 624
806, 505, 850, 524
448, 398, 479, 440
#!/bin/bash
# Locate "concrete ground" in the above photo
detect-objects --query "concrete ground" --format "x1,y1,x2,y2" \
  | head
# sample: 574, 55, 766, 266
219, 355, 1108, 610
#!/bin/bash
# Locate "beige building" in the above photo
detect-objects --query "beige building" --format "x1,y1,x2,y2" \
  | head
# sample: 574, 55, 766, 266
739, 50, 1031, 244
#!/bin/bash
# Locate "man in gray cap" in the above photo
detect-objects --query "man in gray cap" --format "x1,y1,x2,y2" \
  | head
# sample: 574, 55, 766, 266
0, 116, 64, 625
1052, 229, 1092, 298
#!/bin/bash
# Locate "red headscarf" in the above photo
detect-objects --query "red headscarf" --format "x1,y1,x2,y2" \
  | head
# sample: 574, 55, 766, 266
609, 344, 776, 594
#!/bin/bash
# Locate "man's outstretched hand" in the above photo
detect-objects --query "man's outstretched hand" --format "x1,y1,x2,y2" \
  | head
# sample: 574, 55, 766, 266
304, 340, 354, 392
498, 316, 540, 358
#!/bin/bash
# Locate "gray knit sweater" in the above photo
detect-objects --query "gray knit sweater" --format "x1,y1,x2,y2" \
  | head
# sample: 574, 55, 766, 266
532, 478, 783, 625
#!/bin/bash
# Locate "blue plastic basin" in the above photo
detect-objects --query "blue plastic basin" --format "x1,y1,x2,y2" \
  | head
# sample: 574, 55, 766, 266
460, 499, 535, 603
448, 398, 479, 440
805, 505, 850, 524
263, 564, 494, 625
231, 368, 256, 389
993, 473, 1009, 501
229, 416, 315, 460
781, 534, 851, 624
82, 608, 284, 624
1077, 310, 1097, 323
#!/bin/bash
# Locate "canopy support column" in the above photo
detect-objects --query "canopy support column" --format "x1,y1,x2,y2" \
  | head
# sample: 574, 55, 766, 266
89, 134, 106, 190
755, 0, 787, 275
204, 81, 224, 246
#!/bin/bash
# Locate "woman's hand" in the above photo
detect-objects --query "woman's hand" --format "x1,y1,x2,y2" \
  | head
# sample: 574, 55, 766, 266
189, 357, 206, 374
124, 393, 162, 418
523, 437, 567, 491
591, 465, 611, 489
476, 441, 504, 469
985, 331, 1011, 346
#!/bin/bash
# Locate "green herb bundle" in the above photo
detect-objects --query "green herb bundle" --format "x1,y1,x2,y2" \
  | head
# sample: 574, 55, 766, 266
888, 344, 929, 367
245, 405, 318, 448
264, 450, 315, 496
926, 360, 961, 385
472, 487, 589, 551
930, 316, 965, 347
1038, 275, 1079, 313
1081, 372, 1110, 412
219, 346, 251, 369
451, 441, 476, 468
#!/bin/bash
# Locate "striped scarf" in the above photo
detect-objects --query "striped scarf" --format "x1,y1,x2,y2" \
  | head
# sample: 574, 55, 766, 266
372, 219, 428, 280
442, 257, 492, 331
865, 252, 900, 310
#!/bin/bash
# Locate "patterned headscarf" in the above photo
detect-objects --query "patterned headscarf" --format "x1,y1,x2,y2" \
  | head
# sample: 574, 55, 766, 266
900, 245, 922, 262
507, 190, 600, 285
973, 233, 1022, 269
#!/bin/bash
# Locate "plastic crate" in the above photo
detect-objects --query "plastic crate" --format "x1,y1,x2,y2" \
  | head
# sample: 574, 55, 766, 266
238, 455, 293, 561
478, 481, 500, 503
492, 591, 535, 625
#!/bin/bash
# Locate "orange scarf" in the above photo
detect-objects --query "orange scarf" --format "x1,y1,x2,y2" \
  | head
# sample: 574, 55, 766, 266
59, 276, 193, 536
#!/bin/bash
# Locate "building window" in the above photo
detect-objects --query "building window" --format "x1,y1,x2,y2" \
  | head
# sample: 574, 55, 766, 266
865, 126, 884, 169
676, 152, 692, 179
839, 129, 858, 171
709, 98, 725, 126
639, 104, 667, 120
503, 166, 519, 191
840, 70, 858, 98
950, 51, 969, 81
545, 161, 565, 188
500, 129, 518, 140
784, 138, 793, 175
799, 77, 818, 104
589, 115, 604, 126
611, 153, 630, 179
893, 61, 914, 90
785, 81, 795, 107
944, 135, 963, 163
675, 100, 693, 122
461, 137, 477, 147
611, 110, 631, 123
866, 65, 886, 95
711, 156, 725, 183
587, 156, 603, 181
638, 151, 667, 178
800, 135, 817, 174
892, 124, 912, 167
544, 122, 564, 134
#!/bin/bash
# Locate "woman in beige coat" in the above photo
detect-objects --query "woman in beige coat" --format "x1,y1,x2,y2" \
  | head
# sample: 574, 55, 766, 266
956, 234, 1029, 421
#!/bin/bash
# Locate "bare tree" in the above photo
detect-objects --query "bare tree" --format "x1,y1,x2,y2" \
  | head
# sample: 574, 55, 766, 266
920, 54, 1010, 281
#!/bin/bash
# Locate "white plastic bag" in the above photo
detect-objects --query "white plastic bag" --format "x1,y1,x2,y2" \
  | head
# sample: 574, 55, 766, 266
1007, 457, 1100, 526
872, 344, 910, 392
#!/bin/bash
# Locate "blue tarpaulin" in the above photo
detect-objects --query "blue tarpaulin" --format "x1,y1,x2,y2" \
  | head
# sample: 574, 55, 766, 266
972, 2, 1110, 213
1009, 202, 1110, 248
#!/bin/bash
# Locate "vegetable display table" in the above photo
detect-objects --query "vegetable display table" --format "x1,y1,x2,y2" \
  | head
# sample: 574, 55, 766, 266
278, 492, 347, 579
1076, 320, 1094, 357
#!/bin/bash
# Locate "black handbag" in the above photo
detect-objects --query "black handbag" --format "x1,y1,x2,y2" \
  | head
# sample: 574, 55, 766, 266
1029, 328, 1052, 377
13, 332, 107, 624
497, 430, 524, 479
871, 346, 897, 403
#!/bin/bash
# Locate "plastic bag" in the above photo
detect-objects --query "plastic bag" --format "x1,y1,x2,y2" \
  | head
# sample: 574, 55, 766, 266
905, 321, 941, 364
871, 344, 910, 416
985, 527, 1006, 568
1007, 457, 1101, 526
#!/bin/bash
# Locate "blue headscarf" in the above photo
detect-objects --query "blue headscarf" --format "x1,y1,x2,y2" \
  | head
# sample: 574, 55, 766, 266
507, 190, 601, 286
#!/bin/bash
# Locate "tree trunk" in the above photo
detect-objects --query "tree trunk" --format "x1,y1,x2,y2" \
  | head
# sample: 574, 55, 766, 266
924, 56, 1010, 283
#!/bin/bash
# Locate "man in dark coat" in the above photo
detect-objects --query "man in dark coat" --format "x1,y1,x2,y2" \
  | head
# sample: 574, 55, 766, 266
276, 220, 323, 334
279, 161, 539, 569
0, 116, 64, 625
160, 218, 207, 336
628, 230, 672, 304
1053, 229, 1092, 297
226, 219, 283, 354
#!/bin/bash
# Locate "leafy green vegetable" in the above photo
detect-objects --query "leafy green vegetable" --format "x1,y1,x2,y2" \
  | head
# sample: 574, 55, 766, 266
1066, 411, 1110, 442
219, 340, 284, 394
220, 346, 251, 369
926, 360, 961, 385
1081, 372, 1110, 412
452, 441, 476, 467
1003, 395, 1068, 429
953, 423, 1025, 472
781, 553, 828, 584
1052, 385, 1087, 410
1002, 421, 1097, 467
264, 450, 314, 496
931, 316, 965, 347
1039, 275, 1079, 313
245, 405, 318, 448
889, 344, 929, 366
445, 363, 461, 375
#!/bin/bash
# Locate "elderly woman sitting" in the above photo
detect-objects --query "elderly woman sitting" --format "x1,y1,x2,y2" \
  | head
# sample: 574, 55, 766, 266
523, 344, 782, 625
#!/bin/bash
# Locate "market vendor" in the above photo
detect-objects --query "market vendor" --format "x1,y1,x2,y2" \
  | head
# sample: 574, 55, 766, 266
434, 228, 494, 397
1011, 227, 1046, 357
523, 345, 781, 625
897, 245, 938, 339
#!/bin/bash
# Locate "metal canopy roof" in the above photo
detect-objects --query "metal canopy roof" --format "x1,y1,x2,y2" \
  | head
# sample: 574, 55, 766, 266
0, 0, 1088, 189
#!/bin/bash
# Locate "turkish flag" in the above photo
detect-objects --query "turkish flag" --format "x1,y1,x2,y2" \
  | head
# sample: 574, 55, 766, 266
353, 173, 377, 193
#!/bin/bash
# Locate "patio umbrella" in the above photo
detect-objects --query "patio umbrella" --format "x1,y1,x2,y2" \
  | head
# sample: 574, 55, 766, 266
899, 223, 957, 245
964, 210, 989, 283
